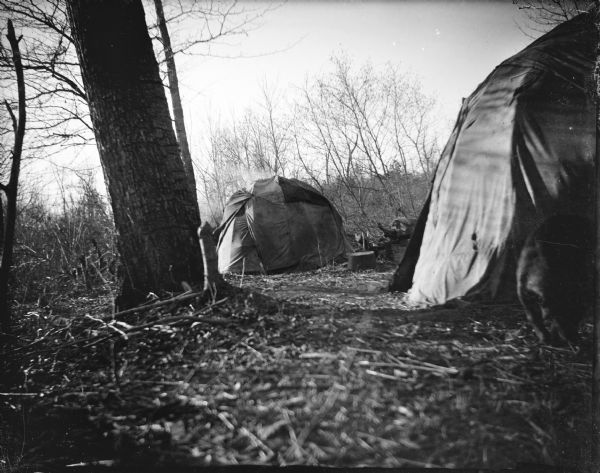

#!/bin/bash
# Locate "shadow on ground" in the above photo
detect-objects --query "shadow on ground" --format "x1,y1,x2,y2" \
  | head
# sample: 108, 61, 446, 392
0, 266, 592, 470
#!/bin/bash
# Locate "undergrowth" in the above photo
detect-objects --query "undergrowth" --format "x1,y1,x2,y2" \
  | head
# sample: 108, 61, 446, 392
0, 267, 592, 471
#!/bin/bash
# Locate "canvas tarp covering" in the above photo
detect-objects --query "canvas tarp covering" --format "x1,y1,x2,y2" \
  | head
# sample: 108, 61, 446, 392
217, 176, 351, 273
391, 11, 595, 304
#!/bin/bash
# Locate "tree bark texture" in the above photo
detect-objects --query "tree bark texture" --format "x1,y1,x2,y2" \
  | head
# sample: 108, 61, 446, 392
593, 4, 600, 470
152, 0, 198, 198
0, 20, 26, 333
66, 0, 203, 305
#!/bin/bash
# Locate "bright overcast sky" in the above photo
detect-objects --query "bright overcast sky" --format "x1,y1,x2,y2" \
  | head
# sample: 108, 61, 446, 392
33, 0, 541, 201
174, 0, 536, 148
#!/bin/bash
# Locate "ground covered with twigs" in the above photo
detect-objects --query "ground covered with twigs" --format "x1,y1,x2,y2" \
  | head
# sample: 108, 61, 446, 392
0, 264, 593, 471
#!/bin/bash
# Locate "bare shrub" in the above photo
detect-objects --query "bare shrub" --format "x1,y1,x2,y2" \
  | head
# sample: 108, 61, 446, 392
198, 55, 443, 236
11, 173, 117, 305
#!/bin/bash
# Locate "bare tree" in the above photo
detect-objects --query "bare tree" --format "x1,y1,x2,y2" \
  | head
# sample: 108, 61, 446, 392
295, 56, 440, 232
66, 0, 203, 308
0, 0, 273, 306
514, 0, 594, 34
197, 56, 440, 236
152, 0, 196, 197
0, 0, 91, 156
197, 123, 248, 223
259, 82, 293, 176
196, 85, 298, 223
0, 0, 271, 181
197, 117, 279, 224
0, 19, 26, 332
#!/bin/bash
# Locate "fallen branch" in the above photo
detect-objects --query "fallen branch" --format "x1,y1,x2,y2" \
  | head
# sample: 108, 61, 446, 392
365, 369, 402, 380
85, 314, 129, 339
387, 354, 458, 374
0, 392, 40, 397
66, 460, 115, 468
83, 303, 232, 346
297, 385, 341, 447
102, 290, 204, 321
122, 314, 232, 337
12, 298, 231, 355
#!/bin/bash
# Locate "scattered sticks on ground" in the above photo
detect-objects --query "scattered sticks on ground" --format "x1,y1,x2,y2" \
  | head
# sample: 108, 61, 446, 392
0, 265, 593, 470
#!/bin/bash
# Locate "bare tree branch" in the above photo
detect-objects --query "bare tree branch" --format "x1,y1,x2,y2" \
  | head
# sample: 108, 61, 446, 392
1, 18, 27, 332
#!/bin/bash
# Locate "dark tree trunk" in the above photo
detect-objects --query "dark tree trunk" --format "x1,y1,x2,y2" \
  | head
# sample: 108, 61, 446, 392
0, 192, 4, 257
66, 0, 203, 307
153, 0, 197, 198
0, 20, 26, 333
593, 5, 600, 470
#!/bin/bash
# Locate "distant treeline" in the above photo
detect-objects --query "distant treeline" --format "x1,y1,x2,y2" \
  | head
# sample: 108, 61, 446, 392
198, 56, 444, 234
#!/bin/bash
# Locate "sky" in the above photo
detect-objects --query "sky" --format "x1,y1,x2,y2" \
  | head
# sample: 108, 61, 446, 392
173, 0, 536, 149
26, 0, 541, 202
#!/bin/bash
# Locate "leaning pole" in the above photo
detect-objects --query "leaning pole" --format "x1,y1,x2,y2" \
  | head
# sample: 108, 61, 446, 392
593, 5, 600, 471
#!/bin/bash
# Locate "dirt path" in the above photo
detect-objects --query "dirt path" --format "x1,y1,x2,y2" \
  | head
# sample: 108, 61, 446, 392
230, 267, 593, 469
0, 266, 593, 470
